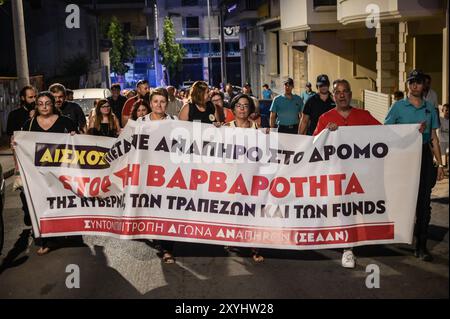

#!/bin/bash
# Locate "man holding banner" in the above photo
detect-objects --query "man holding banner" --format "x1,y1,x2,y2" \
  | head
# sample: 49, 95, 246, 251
385, 69, 445, 262
314, 79, 381, 268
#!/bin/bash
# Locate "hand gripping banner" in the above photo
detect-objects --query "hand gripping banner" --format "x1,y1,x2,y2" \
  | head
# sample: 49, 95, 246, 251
14, 121, 422, 250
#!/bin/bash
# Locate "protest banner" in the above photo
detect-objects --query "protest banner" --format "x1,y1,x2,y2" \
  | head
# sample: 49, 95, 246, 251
14, 121, 422, 250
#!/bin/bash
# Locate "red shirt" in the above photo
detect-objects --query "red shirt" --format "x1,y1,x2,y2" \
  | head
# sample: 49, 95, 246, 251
313, 107, 381, 136
122, 96, 140, 118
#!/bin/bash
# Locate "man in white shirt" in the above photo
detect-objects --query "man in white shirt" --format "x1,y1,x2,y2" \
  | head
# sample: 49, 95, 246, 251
166, 86, 183, 117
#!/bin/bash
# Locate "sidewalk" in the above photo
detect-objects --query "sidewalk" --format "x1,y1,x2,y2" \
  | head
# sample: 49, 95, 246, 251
0, 135, 15, 179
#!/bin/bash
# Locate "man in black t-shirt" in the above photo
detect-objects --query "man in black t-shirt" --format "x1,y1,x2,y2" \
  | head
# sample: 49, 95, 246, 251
108, 83, 127, 127
49, 83, 86, 133
6, 85, 37, 227
299, 74, 336, 136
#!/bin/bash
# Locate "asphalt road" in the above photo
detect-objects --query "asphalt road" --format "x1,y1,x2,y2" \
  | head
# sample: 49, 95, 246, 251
0, 175, 448, 299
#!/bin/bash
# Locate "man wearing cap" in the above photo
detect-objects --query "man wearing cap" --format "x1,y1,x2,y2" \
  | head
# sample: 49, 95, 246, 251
300, 82, 315, 104
299, 74, 335, 136
269, 78, 304, 134
385, 69, 445, 262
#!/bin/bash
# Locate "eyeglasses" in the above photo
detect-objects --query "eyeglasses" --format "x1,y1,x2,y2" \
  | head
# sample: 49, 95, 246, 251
101, 104, 111, 108
236, 103, 250, 109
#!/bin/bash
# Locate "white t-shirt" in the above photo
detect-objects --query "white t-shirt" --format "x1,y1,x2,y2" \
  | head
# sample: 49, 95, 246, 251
138, 113, 178, 122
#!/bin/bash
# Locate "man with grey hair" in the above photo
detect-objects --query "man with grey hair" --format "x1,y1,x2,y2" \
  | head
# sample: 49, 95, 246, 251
166, 86, 183, 117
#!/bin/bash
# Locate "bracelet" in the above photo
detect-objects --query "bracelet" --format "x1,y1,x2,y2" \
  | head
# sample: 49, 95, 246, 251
438, 164, 444, 168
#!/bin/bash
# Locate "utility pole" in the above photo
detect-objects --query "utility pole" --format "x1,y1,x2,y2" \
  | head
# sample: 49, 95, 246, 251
219, 4, 227, 85
11, 0, 30, 88
207, 0, 212, 86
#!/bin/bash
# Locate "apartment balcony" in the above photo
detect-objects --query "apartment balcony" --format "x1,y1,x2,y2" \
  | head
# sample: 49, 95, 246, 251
281, 0, 341, 32
221, 0, 264, 26
337, 0, 445, 26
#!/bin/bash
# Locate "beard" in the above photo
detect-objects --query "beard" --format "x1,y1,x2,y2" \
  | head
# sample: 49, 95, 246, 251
23, 101, 35, 111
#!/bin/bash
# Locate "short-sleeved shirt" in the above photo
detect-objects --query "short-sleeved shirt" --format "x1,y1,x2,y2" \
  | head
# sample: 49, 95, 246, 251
384, 98, 439, 144
23, 115, 77, 133
314, 107, 381, 136
7, 106, 33, 136
302, 93, 336, 135
59, 101, 86, 131
300, 91, 315, 104
269, 94, 304, 126
262, 89, 272, 100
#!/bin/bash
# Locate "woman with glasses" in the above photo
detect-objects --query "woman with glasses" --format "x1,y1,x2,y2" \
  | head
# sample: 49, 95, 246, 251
22, 91, 77, 255
87, 99, 121, 137
223, 94, 264, 262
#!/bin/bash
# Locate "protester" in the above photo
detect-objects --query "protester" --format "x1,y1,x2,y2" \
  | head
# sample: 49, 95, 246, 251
87, 99, 121, 137
179, 81, 220, 124
122, 80, 150, 126
210, 91, 234, 123
438, 104, 449, 168
223, 94, 263, 262
314, 79, 380, 268
224, 83, 235, 103
269, 78, 303, 134
384, 69, 445, 262
108, 83, 128, 128
423, 74, 439, 109
22, 91, 77, 256
393, 91, 404, 102
7, 85, 37, 227
262, 84, 273, 100
300, 82, 315, 104
299, 74, 335, 135
130, 99, 152, 121
126, 89, 137, 99
166, 86, 184, 117
66, 89, 74, 101
138, 88, 177, 263
49, 83, 87, 133
242, 83, 260, 114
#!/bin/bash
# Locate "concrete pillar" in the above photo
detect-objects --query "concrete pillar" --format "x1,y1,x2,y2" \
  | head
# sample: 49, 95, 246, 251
398, 22, 408, 93
376, 23, 398, 94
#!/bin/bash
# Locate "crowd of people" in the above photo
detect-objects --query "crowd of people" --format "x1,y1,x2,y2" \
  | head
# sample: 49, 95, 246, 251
5, 68, 448, 268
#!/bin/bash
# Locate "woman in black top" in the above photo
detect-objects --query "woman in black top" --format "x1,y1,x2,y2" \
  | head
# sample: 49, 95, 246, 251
178, 81, 221, 124
87, 99, 121, 137
23, 91, 77, 256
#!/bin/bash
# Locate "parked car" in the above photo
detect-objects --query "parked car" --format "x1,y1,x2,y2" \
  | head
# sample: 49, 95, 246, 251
72, 88, 112, 116
0, 164, 5, 255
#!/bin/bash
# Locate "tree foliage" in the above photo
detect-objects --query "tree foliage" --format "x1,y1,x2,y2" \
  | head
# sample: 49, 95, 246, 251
159, 17, 186, 84
106, 16, 136, 75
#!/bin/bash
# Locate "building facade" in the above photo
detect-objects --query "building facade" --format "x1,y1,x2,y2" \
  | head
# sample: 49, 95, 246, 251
223, 0, 448, 113
157, 0, 241, 88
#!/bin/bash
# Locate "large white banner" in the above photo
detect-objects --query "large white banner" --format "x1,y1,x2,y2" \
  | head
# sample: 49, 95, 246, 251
15, 121, 422, 250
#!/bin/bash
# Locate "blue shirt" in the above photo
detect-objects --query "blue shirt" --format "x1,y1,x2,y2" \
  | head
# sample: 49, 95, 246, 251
301, 91, 315, 104
262, 89, 272, 100
384, 98, 439, 144
270, 94, 304, 126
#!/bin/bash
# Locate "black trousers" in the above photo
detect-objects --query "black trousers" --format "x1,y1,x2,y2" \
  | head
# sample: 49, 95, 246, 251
414, 144, 437, 248
19, 190, 31, 226
278, 124, 299, 135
